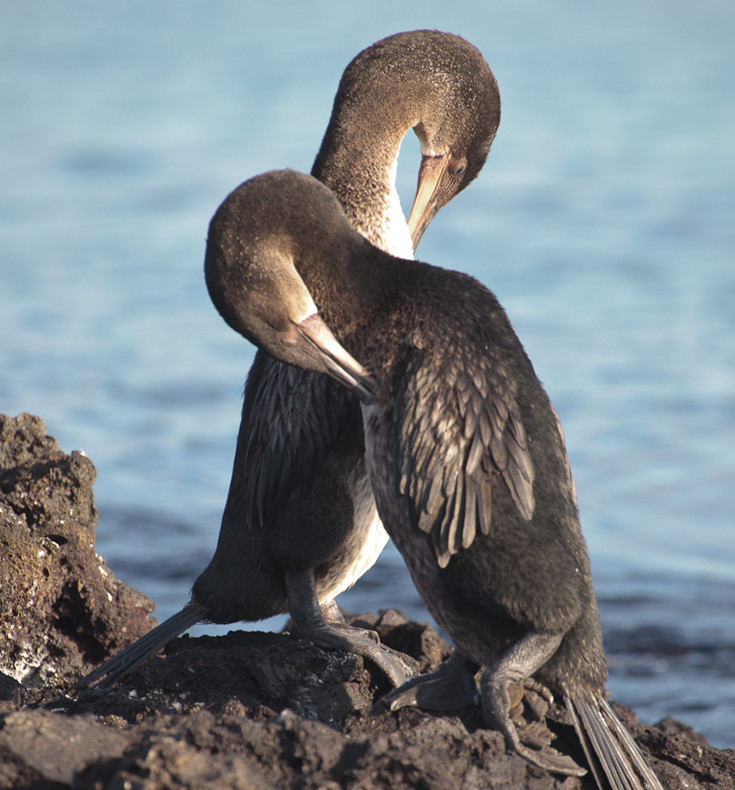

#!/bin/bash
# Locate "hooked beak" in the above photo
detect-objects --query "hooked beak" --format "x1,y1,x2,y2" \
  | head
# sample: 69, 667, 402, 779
407, 152, 451, 249
293, 313, 375, 404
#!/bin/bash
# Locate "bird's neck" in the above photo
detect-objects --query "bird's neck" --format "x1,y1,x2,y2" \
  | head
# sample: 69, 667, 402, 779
312, 126, 414, 261
295, 236, 391, 338
296, 240, 430, 384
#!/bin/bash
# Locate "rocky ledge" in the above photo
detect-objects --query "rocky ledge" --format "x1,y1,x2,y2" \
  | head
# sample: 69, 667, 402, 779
0, 413, 732, 789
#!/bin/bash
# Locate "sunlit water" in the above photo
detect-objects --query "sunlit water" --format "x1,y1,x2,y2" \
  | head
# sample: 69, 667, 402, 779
1, 0, 733, 748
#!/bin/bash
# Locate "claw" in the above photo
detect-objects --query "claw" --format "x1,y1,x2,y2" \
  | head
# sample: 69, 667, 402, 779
524, 677, 554, 705
329, 621, 382, 645
515, 742, 587, 777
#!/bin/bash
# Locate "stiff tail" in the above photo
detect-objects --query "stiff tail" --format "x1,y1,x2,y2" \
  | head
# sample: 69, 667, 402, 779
566, 693, 663, 790
74, 606, 202, 692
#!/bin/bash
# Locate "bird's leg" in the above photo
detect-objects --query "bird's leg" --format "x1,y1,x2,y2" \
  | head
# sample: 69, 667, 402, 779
319, 598, 346, 624
284, 570, 413, 687
377, 650, 479, 712
481, 630, 586, 777
319, 598, 380, 644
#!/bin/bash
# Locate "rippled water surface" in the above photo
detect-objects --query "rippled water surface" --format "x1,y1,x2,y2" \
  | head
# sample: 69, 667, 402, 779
1, 0, 733, 748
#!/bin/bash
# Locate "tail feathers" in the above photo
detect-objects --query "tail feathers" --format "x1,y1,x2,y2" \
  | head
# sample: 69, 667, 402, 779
74, 606, 202, 692
566, 694, 663, 790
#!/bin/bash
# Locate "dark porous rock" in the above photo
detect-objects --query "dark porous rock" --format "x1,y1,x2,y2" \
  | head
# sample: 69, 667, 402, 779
0, 414, 154, 691
1, 414, 734, 789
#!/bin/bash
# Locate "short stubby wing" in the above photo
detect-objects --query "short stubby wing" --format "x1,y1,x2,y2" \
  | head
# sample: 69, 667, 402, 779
240, 350, 354, 529
396, 345, 535, 567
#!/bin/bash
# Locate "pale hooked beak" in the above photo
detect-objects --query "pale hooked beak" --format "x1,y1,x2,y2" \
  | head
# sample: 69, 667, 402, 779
407, 152, 451, 249
293, 313, 376, 403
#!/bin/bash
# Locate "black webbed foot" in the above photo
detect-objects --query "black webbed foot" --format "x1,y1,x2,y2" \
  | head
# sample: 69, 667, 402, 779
376, 650, 479, 712
286, 571, 413, 687
308, 622, 413, 686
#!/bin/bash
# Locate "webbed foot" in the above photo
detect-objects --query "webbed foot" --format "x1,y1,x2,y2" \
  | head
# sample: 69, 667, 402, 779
513, 740, 587, 776
377, 651, 479, 712
480, 631, 586, 777
310, 623, 413, 686
326, 619, 382, 645
286, 571, 413, 687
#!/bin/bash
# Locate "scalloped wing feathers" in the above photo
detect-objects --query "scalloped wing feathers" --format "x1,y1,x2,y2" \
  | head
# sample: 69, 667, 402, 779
396, 346, 535, 568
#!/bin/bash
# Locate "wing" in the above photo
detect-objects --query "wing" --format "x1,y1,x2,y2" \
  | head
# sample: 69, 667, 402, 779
237, 349, 354, 529
396, 344, 535, 568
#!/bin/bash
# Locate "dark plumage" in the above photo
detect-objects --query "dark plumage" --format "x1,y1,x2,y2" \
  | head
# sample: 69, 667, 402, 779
201, 169, 664, 790
76, 30, 500, 691
313, 29, 499, 250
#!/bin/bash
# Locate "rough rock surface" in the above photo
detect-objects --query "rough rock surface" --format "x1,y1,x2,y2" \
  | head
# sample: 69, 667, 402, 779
0, 413, 733, 789
0, 413, 154, 689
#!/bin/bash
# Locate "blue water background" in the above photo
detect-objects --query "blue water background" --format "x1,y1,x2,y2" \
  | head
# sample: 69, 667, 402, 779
1, 0, 733, 747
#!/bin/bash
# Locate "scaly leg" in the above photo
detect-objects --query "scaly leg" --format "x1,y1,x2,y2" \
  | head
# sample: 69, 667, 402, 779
481, 630, 586, 777
285, 570, 412, 687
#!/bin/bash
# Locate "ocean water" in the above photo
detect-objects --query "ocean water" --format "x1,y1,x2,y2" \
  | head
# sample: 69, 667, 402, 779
1, 0, 733, 748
